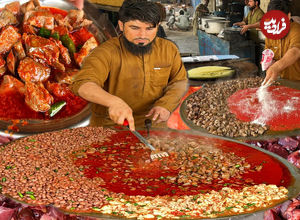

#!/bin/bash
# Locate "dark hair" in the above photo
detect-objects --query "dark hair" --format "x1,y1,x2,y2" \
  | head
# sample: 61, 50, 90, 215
179, 9, 184, 15
119, 0, 161, 27
255, 0, 261, 6
267, 0, 291, 14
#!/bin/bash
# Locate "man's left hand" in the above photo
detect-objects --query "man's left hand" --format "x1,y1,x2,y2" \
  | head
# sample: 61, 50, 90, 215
240, 25, 249, 34
146, 106, 170, 123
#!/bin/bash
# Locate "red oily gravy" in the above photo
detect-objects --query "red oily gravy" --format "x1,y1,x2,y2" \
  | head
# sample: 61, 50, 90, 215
227, 86, 300, 131
73, 130, 292, 197
0, 89, 87, 120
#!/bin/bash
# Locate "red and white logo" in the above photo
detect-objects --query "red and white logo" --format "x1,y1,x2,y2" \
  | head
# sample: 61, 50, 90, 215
260, 10, 290, 40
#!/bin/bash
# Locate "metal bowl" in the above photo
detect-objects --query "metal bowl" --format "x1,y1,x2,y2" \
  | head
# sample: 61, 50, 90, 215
0, 0, 93, 133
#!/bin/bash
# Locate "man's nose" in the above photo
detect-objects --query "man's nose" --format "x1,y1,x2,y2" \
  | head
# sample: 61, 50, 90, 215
137, 29, 147, 38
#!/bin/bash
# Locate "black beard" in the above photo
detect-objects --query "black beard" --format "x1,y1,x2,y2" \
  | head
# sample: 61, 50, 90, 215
249, 5, 256, 10
122, 36, 154, 56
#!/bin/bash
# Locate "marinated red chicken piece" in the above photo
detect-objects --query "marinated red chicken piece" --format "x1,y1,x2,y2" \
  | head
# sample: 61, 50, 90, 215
24, 9, 54, 30
54, 68, 79, 84
13, 41, 26, 60
74, 36, 98, 66
6, 50, 16, 74
0, 75, 25, 94
63, 10, 92, 30
0, 9, 18, 29
46, 81, 69, 97
5, 1, 20, 15
51, 39, 71, 65
53, 25, 68, 37
23, 33, 65, 71
0, 55, 6, 76
0, 26, 21, 54
25, 81, 53, 112
18, 57, 51, 82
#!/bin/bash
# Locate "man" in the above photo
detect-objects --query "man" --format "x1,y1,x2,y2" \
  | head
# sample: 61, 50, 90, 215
262, 0, 300, 85
233, 0, 264, 42
192, 0, 209, 36
71, 1, 188, 131
175, 9, 190, 31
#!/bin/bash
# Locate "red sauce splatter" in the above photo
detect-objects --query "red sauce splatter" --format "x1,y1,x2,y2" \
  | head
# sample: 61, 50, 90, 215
227, 86, 300, 131
74, 130, 292, 197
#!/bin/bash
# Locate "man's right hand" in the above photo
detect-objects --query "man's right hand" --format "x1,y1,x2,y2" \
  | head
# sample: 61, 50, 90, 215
108, 98, 135, 131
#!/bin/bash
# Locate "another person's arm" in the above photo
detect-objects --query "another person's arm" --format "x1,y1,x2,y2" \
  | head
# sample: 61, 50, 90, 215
240, 21, 260, 34
263, 47, 300, 85
233, 21, 246, 26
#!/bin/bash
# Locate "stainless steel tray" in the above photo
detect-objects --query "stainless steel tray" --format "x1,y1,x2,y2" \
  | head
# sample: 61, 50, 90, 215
1, 127, 299, 219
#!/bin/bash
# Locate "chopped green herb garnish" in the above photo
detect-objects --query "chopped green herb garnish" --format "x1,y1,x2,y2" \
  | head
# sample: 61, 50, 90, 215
192, 156, 198, 160
29, 195, 36, 200
25, 146, 30, 150
106, 197, 113, 201
18, 192, 24, 198
159, 176, 165, 180
1, 177, 6, 182
225, 206, 235, 210
5, 165, 12, 169
69, 177, 74, 181
70, 207, 76, 210
112, 211, 118, 215
53, 169, 58, 173
133, 203, 139, 206
180, 215, 191, 218
35, 167, 40, 171
28, 139, 36, 142
224, 183, 231, 186
235, 164, 241, 168
171, 189, 176, 194
26, 191, 34, 195
92, 207, 101, 211
125, 211, 135, 214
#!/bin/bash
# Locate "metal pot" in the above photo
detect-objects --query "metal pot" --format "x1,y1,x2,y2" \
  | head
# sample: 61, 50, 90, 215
223, 26, 247, 41
200, 16, 225, 30
204, 19, 230, 34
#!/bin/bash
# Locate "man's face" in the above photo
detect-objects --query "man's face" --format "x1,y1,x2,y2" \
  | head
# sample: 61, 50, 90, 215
118, 20, 158, 47
248, 0, 256, 10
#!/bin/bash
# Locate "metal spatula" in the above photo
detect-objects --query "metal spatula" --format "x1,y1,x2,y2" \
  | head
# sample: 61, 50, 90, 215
123, 120, 168, 160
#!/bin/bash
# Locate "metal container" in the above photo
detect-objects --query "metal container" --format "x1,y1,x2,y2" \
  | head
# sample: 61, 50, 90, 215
200, 16, 225, 30
204, 19, 230, 34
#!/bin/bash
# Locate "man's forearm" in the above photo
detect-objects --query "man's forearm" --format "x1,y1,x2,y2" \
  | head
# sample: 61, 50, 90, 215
247, 21, 260, 29
78, 82, 120, 107
272, 47, 300, 72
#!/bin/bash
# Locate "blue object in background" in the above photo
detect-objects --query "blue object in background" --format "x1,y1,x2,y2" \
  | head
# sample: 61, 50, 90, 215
197, 30, 255, 62
191, 0, 201, 11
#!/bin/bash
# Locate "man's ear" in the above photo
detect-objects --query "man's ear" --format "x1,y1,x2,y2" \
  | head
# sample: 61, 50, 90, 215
118, 20, 124, 32
288, 12, 291, 20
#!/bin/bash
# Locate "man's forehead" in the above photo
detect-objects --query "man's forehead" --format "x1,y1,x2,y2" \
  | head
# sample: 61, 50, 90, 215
125, 20, 156, 28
